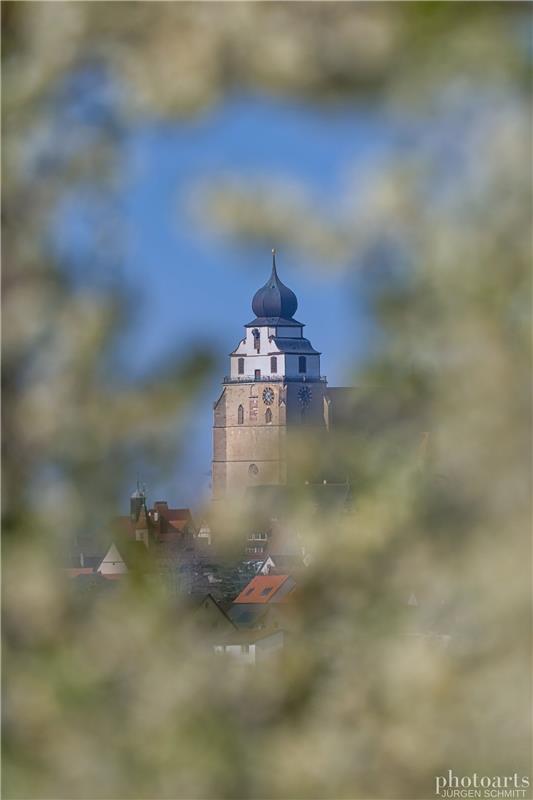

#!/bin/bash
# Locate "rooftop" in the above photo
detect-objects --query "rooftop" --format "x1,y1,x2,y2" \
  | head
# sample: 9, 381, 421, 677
234, 574, 292, 604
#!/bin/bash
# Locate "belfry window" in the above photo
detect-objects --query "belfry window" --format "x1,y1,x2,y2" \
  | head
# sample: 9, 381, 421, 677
270, 356, 277, 374
265, 408, 272, 424
238, 405, 244, 425
238, 357, 245, 375
299, 356, 307, 374
252, 328, 260, 353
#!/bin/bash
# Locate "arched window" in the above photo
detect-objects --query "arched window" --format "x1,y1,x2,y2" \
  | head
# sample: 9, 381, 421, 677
270, 356, 277, 374
252, 328, 260, 353
265, 408, 272, 424
238, 357, 244, 375
299, 356, 307, 374
238, 405, 244, 425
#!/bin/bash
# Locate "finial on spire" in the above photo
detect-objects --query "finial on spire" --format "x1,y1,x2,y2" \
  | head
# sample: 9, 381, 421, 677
271, 248, 277, 276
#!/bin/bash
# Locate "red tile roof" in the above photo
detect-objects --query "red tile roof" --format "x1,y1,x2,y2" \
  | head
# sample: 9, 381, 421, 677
233, 574, 290, 604
167, 519, 189, 531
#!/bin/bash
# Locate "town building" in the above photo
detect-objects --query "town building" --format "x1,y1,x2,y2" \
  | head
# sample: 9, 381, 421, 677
212, 250, 331, 500
228, 573, 296, 629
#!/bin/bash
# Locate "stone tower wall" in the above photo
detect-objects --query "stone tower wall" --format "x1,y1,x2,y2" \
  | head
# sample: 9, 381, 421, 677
212, 382, 289, 499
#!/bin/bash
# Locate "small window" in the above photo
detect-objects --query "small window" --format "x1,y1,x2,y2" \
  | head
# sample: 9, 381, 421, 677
254, 369, 261, 380
299, 356, 307, 374
238, 405, 244, 425
265, 408, 272, 424
245, 587, 255, 596
238, 358, 244, 375
271, 356, 277, 373
260, 586, 273, 596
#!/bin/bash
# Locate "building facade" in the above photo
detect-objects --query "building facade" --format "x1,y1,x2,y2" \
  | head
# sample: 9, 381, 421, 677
212, 251, 328, 500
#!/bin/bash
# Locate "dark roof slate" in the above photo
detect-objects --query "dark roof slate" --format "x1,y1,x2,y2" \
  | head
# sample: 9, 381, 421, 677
251, 252, 298, 320
271, 337, 320, 355
245, 316, 303, 328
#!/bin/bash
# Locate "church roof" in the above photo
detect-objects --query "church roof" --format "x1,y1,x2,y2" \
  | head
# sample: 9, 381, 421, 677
251, 251, 298, 321
245, 316, 303, 328
270, 337, 320, 355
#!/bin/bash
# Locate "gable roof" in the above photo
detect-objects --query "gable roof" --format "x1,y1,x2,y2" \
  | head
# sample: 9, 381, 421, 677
196, 593, 238, 630
98, 540, 153, 575
234, 574, 291, 604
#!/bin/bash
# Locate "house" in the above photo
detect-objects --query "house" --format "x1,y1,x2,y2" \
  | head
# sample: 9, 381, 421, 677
213, 628, 285, 665
228, 574, 296, 629
97, 540, 152, 580
97, 543, 128, 578
147, 502, 196, 545
106, 489, 206, 592
114, 493, 197, 548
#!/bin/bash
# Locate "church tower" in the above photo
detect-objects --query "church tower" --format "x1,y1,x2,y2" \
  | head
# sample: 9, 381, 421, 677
212, 251, 327, 500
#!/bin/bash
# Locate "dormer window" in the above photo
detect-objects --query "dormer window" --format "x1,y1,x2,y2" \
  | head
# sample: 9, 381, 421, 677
252, 328, 260, 353
238, 357, 245, 375
299, 356, 307, 374
270, 356, 277, 374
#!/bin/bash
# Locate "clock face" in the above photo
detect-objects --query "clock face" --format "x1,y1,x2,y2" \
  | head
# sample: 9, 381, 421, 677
298, 386, 312, 407
262, 387, 275, 405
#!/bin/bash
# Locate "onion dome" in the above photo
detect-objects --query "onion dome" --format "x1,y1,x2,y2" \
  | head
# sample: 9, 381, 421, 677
252, 250, 298, 320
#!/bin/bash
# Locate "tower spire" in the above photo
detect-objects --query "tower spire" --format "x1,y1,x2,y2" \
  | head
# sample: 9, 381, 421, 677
251, 249, 298, 320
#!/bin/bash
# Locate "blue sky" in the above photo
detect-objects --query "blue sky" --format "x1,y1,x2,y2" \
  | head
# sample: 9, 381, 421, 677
56, 92, 406, 507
